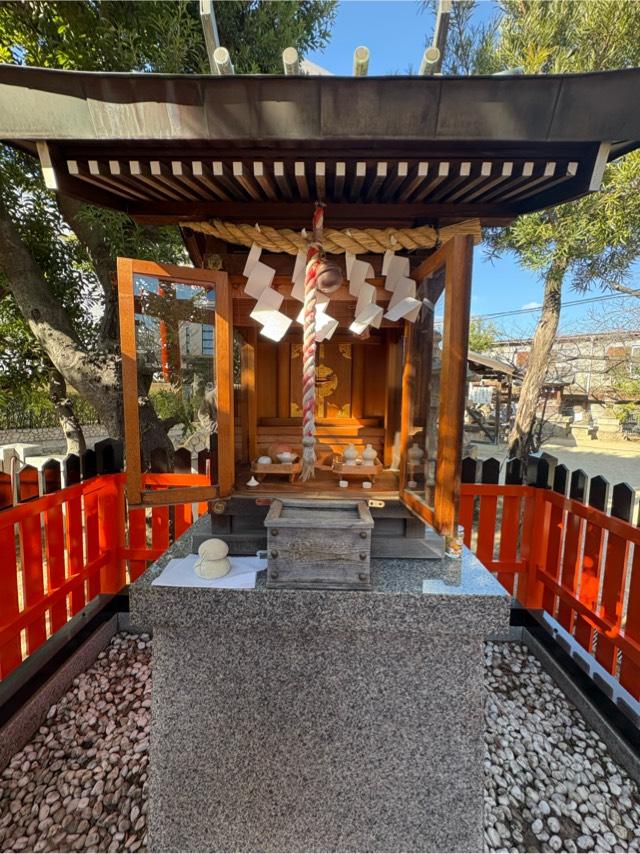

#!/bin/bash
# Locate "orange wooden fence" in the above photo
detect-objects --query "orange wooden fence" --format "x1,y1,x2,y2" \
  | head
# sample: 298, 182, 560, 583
2, 451, 640, 703
0, 470, 208, 678
460, 454, 640, 701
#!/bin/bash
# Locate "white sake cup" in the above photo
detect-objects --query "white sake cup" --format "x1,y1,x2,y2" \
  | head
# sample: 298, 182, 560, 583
339, 480, 349, 488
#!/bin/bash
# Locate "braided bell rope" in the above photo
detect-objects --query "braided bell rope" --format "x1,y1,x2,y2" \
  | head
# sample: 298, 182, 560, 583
300, 205, 324, 482
184, 218, 481, 255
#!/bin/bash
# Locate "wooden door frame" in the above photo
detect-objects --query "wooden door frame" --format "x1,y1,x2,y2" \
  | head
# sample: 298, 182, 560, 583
399, 235, 474, 535
116, 257, 234, 507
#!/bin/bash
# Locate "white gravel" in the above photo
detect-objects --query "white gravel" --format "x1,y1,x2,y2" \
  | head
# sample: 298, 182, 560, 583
1, 634, 639, 853
484, 641, 640, 854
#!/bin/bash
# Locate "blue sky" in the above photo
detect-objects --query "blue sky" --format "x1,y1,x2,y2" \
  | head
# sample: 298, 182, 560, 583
306, 0, 631, 339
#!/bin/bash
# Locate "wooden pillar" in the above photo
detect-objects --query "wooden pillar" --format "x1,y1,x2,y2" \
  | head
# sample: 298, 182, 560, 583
117, 257, 143, 505
215, 274, 235, 496
384, 332, 403, 466
434, 236, 474, 536
352, 342, 365, 420
494, 383, 501, 445
241, 327, 258, 462
277, 340, 291, 419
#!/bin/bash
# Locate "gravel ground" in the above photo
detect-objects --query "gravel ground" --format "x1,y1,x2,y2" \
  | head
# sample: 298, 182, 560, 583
485, 642, 640, 854
1, 634, 639, 853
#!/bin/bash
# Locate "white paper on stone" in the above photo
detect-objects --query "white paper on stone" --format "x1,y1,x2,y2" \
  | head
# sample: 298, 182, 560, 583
316, 312, 339, 342
243, 242, 262, 277
151, 554, 266, 589
259, 311, 292, 342
350, 303, 383, 335
250, 287, 283, 323
348, 259, 374, 297
244, 261, 275, 298
384, 255, 411, 292
384, 296, 422, 322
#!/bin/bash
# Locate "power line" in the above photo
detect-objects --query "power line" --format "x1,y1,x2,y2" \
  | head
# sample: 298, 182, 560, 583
472, 292, 635, 321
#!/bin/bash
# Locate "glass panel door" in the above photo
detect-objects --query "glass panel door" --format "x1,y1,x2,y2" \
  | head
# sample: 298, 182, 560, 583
117, 258, 231, 506
400, 261, 446, 526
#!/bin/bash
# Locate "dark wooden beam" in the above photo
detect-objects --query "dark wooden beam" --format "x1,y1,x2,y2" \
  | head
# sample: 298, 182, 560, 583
130, 201, 519, 228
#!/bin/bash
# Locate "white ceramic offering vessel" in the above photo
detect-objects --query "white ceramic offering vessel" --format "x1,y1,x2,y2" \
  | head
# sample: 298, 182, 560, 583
257, 455, 272, 465
277, 451, 295, 464
362, 443, 377, 463
342, 443, 358, 464
408, 442, 424, 464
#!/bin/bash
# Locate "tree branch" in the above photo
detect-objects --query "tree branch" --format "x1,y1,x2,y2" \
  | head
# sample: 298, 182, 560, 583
607, 281, 640, 297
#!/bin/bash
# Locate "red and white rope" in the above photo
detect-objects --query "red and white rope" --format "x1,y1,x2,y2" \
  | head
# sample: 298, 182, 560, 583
300, 204, 324, 481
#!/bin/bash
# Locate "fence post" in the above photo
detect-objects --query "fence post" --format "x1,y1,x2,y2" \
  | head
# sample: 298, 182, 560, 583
517, 453, 555, 609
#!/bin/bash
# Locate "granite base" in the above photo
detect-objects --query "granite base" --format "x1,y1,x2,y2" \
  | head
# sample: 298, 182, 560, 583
131, 516, 509, 852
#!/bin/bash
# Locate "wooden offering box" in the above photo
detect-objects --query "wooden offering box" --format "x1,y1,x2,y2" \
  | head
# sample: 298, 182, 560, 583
264, 499, 374, 590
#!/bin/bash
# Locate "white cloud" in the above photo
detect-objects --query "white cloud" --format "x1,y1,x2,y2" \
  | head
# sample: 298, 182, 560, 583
521, 301, 542, 310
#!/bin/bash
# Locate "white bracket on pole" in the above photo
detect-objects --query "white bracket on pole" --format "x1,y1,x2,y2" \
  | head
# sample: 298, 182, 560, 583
199, 0, 220, 74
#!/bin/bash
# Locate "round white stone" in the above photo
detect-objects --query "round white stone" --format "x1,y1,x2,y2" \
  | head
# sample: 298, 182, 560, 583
194, 557, 231, 579
197, 538, 229, 561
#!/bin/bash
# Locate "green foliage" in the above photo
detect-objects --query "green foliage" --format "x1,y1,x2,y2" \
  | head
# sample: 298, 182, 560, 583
0, 386, 99, 430
149, 388, 195, 438
0, 0, 336, 433
468, 318, 499, 352
480, 1, 640, 292
0, 1, 336, 73
422, 0, 500, 75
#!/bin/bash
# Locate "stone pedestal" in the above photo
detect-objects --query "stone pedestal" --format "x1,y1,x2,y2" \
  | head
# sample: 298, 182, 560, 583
131, 516, 509, 853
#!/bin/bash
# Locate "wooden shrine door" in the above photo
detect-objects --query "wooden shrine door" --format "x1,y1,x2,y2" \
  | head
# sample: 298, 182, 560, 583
116, 258, 234, 506
399, 236, 473, 536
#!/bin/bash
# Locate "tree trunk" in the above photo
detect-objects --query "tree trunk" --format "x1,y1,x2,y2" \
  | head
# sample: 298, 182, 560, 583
48, 368, 86, 455
0, 184, 174, 465
508, 263, 566, 461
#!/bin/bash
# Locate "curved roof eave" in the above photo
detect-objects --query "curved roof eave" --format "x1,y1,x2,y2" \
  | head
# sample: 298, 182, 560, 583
1, 64, 640, 152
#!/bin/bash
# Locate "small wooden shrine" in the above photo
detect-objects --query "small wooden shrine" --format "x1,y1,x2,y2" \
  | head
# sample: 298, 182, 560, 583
3, 64, 639, 544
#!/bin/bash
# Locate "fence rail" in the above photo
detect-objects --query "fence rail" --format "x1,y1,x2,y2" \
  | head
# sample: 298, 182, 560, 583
0, 439, 211, 678
2, 442, 640, 705
461, 453, 640, 701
